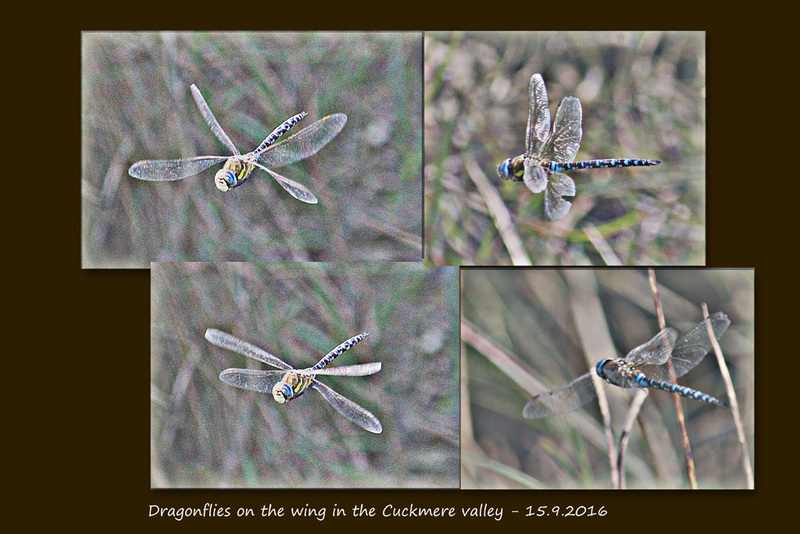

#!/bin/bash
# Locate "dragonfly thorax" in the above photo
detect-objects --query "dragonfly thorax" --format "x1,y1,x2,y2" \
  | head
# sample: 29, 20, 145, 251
214, 157, 255, 192
596, 358, 644, 389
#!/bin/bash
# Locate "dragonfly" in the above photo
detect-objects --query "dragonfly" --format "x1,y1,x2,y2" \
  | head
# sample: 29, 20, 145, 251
497, 73, 662, 220
128, 84, 347, 204
523, 312, 731, 419
205, 329, 382, 433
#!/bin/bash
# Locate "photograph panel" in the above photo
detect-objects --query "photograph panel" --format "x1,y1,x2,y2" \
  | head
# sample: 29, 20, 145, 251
425, 32, 704, 265
461, 268, 752, 489
151, 262, 459, 488
83, 32, 422, 267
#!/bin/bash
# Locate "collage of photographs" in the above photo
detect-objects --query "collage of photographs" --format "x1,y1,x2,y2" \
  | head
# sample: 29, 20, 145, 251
79, 30, 755, 523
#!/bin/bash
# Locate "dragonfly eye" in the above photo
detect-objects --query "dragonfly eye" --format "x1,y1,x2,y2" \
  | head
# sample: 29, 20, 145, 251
595, 358, 614, 378
271, 382, 293, 404
214, 170, 236, 192
497, 159, 512, 178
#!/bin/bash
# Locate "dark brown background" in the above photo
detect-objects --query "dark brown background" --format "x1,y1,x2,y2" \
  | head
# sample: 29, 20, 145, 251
13, 5, 787, 531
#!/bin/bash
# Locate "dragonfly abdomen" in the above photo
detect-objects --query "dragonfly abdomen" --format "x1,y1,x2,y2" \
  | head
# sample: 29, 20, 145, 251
254, 111, 307, 154
313, 332, 369, 370
637, 376, 729, 408
549, 158, 662, 172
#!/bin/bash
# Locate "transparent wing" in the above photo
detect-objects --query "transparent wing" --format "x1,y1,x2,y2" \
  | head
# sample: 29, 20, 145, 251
218, 368, 286, 392
633, 312, 730, 382
522, 159, 548, 194
252, 162, 318, 204
299, 362, 382, 377
190, 84, 240, 156
624, 327, 678, 367
525, 74, 551, 157
523, 371, 597, 419
204, 329, 293, 371
543, 172, 576, 220
256, 113, 347, 169
128, 156, 226, 181
542, 96, 582, 163
312, 380, 382, 433
659, 312, 730, 379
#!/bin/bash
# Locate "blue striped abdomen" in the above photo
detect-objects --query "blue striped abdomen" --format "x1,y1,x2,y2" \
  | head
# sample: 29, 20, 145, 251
313, 332, 369, 370
634, 375, 728, 408
548, 158, 662, 172
254, 112, 307, 155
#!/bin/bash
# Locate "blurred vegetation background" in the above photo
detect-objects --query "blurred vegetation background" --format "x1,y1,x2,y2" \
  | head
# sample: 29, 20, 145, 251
83, 32, 421, 268
461, 269, 753, 489
425, 32, 705, 265
151, 262, 459, 488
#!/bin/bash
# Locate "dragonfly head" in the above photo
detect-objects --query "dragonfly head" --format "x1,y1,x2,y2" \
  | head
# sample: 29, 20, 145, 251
497, 156, 524, 181
497, 158, 513, 179
595, 358, 614, 379
214, 169, 237, 192
272, 382, 294, 404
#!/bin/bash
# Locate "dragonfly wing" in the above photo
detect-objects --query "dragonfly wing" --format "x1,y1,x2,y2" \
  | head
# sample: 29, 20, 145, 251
190, 84, 240, 156
256, 113, 347, 169
667, 312, 730, 378
543, 96, 582, 163
253, 163, 318, 204
204, 329, 293, 371
625, 327, 678, 368
525, 74, 551, 157
544, 173, 575, 221
219, 368, 285, 393
312, 381, 382, 433
128, 156, 226, 181
523, 372, 597, 419
304, 362, 382, 377
522, 159, 548, 193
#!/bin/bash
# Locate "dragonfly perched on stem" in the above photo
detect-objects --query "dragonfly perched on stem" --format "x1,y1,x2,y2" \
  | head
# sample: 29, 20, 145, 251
497, 73, 661, 220
523, 312, 730, 419
129, 84, 347, 204
205, 329, 382, 433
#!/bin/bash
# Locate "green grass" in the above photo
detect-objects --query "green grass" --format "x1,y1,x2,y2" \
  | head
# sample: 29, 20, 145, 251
151, 262, 459, 488
82, 32, 422, 268
461, 269, 753, 489
424, 31, 706, 265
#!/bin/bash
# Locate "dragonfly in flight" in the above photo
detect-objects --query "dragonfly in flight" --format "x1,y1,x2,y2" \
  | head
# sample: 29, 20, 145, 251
523, 312, 730, 419
497, 73, 661, 220
129, 84, 347, 204
206, 329, 382, 433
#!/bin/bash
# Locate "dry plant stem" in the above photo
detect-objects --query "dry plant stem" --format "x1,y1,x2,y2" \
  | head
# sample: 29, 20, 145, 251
459, 335, 482, 483
615, 367, 649, 488
461, 319, 543, 396
584, 224, 622, 265
462, 152, 532, 265
617, 391, 649, 489
565, 272, 619, 488
648, 269, 698, 489
701, 304, 754, 489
